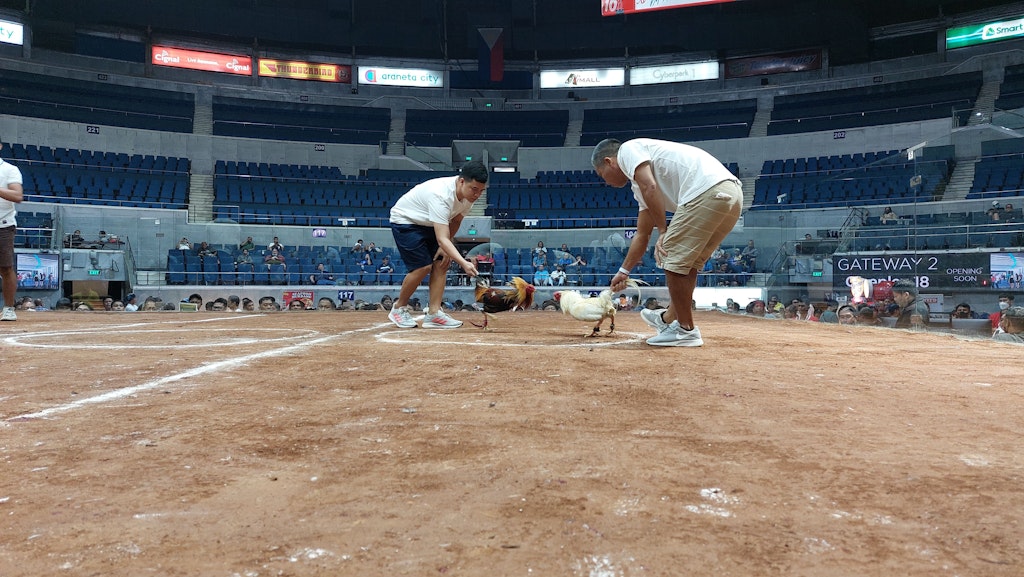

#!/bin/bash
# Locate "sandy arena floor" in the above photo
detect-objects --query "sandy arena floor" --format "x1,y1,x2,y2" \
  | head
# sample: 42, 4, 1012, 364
1, 310, 1021, 577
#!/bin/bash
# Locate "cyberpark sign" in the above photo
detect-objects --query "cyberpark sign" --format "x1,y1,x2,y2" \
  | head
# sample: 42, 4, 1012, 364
946, 16, 1024, 50
152, 45, 252, 76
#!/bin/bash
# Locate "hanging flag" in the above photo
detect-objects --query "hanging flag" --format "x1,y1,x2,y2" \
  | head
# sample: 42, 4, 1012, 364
478, 28, 504, 82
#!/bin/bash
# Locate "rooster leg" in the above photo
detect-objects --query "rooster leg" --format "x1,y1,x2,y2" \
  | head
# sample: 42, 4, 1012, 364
587, 324, 601, 337
471, 312, 494, 329
608, 320, 615, 335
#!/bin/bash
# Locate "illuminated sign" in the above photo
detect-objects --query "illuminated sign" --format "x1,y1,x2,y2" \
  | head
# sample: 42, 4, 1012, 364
725, 49, 822, 78
539, 68, 625, 89
357, 66, 443, 88
152, 45, 252, 75
946, 17, 1024, 49
0, 18, 24, 46
259, 59, 351, 83
630, 61, 718, 85
602, 0, 736, 17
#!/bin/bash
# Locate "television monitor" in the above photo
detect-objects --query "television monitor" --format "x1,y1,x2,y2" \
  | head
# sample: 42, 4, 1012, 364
16, 252, 60, 290
989, 252, 1023, 290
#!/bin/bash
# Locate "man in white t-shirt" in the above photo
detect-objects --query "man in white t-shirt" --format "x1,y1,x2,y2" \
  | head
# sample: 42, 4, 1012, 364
592, 138, 742, 347
0, 143, 26, 322
386, 160, 487, 329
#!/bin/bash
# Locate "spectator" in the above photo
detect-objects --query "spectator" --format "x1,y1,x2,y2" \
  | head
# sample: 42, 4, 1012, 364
267, 236, 284, 252
740, 239, 758, 271
140, 298, 161, 311
176, 237, 192, 251
989, 293, 1015, 331
837, 304, 857, 325
308, 262, 336, 285
68, 229, 85, 248
550, 264, 567, 286
385, 160, 486, 329
643, 297, 661, 310
856, 305, 881, 326
533, 263, 552, 286
891, 279, 930, 329
32, 298, 48, 311
616, 294, 632, 311
258, 296, 277, 311
287, 298, 308, 311
748, 300, 767, 317
365, 242, 382, 255
207, 298, 227, 311
238, 236, 255, 251
1003, 203, 1017, 222
124, 293, 139, 312
531, 247, 547, 271
794, 302, 817, 321
818, 301, 839, 323
952, 302, 976, 319
235, 248, 254, 264
74, 301, 93, 311
186, 293, 203, 309
992, 305, 1024, 343
376, 255, 395, 285
263, 248, 286, 270
473, 252, 494, 277
196, 241, 216, 257
317, 297, 337, 311
241, 298, 256, 312
358, 251, 374, 285
226, 295, 241, 312
533, 240, 548, 258
102, 296, 114, 311
351, 239, 365, 253
880, 206, 898, 223
55, 297, 73, 311
380, 295, 395, 311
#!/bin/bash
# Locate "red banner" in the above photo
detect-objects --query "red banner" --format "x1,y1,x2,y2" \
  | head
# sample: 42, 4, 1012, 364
601, 0, 735, 17
152, 45, 252, 76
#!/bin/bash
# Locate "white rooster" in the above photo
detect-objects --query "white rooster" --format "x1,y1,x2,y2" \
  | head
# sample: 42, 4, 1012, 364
554, 279, 646, 337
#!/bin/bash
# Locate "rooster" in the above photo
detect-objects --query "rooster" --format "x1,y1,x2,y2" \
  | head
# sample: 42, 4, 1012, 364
554, 279, 646, 337
472, 276, 536, 330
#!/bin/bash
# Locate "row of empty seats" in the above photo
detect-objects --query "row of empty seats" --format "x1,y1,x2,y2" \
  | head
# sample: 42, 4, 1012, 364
212, 96, 390, 145
580, 100, 757, 145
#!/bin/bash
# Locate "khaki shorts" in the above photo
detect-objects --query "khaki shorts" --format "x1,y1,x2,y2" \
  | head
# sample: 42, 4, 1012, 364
661, 180, 743, 275
0, 225, 15, 269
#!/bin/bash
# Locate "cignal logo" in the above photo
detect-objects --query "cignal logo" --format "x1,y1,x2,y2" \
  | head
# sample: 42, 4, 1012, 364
226, 58, 250, 72
154, 50, 180, 64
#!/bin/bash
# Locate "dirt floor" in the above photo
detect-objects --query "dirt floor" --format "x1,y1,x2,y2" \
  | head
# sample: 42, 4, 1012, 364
1, 309, 1022, 577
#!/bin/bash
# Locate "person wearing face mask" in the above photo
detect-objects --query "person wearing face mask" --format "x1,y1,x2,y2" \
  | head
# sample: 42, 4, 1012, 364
989, 293, 1015, 332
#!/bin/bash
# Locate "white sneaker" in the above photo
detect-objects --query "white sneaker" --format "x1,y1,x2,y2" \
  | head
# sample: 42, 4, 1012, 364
646, 321, 703, 347
1, 307, 16, 321
422, 308, 462, 329
640, 308, 668, 331
388, 304, 417, 328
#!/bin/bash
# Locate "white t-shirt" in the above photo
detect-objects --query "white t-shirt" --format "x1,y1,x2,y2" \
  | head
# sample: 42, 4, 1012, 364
0, 158, 24, 227
389, 175, 474, 226
616, 138, 739, 210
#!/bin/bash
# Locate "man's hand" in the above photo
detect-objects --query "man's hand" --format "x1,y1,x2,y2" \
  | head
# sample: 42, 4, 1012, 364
654, 236, 667, 267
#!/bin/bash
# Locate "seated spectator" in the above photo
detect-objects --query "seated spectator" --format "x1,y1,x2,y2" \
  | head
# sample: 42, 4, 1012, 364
474, 252, 495, 275
880, 206, 898, 223
550, 265, 567, 286
308, 262, 336, 285
239, 236, 255, 251
263, 248, 286, 270
358, 251, 374, 285
818, 301, 839, 323
952, 302, 977, 319
380, 295, 395, 311
196, 241, 216, 257
1003, 203, 1017, 221
993, 305, 1024, 343
235, 249, 254, 266
533, 241, 548, 258
740, 239, 758, 271
533, 263, 552, 286
376, 255, 395, 285
241, 298, 256, 312
726, 300, 741, 313
186, 293, 203, 309
210, 298, 228, 312
101, 296, 114, 311
989, 293, 1015, 331
258, 296, 278, 311
68, 229, 85, 248
350, 239, 364, 253
74, 301, 94, 311
616, 294, 632, 311
317, 297, 337, 311
140, 298, 160, 311
532, 249, 547, 271
124, 293, 139, 312
643, 297, 661, 310
267, 236, 284, 252
287, 298, 308, 311
365, 242, 382, 254
177, 237, 192, 251
837, 304, 857, 325
226, 295, 241, 312
856, 304, 881, 326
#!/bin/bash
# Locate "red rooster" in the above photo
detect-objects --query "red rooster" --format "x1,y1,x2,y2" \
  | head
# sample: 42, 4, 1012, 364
472, 276, 536, 330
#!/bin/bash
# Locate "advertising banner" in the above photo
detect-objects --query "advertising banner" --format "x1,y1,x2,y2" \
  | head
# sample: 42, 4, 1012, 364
357, 66, 443, 88
725, 50, 822, 78
152, 45, 252, 75
630, 61, 718, 85
602, 0, 736, 17
259, 59, 351, 83
539, 68, 625, 89
283, 290, 315, 310
0, 18, 24, 46
947, 17, 1024, 50
832, 253, 989, 292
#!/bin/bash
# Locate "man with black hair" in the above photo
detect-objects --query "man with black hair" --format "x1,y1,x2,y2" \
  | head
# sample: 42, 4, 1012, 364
386, 160, 488, 329
993, 306, 1024, 343
891, 279, 931, 329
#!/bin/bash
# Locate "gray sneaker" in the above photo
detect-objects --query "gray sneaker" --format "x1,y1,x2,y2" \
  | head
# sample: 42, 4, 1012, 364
388, 304, 417, 328
1, 306, 16, 321
640, 308, 668, 331
422, 308, 463, 329
646, 321, 704, 347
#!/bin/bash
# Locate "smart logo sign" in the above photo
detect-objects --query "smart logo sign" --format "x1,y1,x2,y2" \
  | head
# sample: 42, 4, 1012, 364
832, 253, 989, 290
152, 45, 251, 75
0, 18, 24, 46
946, 16, 1024, 49
358, 66, 443, 88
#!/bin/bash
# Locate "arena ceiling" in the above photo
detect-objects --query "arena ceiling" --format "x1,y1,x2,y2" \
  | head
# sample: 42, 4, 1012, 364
3, 0, 1024, 64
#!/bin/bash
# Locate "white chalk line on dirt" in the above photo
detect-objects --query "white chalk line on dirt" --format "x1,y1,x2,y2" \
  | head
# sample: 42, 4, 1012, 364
375, 330, 648, 347
5, 319, 388, 422
5, 327, 322, 350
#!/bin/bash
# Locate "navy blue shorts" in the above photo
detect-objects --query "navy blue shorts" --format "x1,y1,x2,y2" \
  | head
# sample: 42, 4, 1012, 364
391, 223, 438, 270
